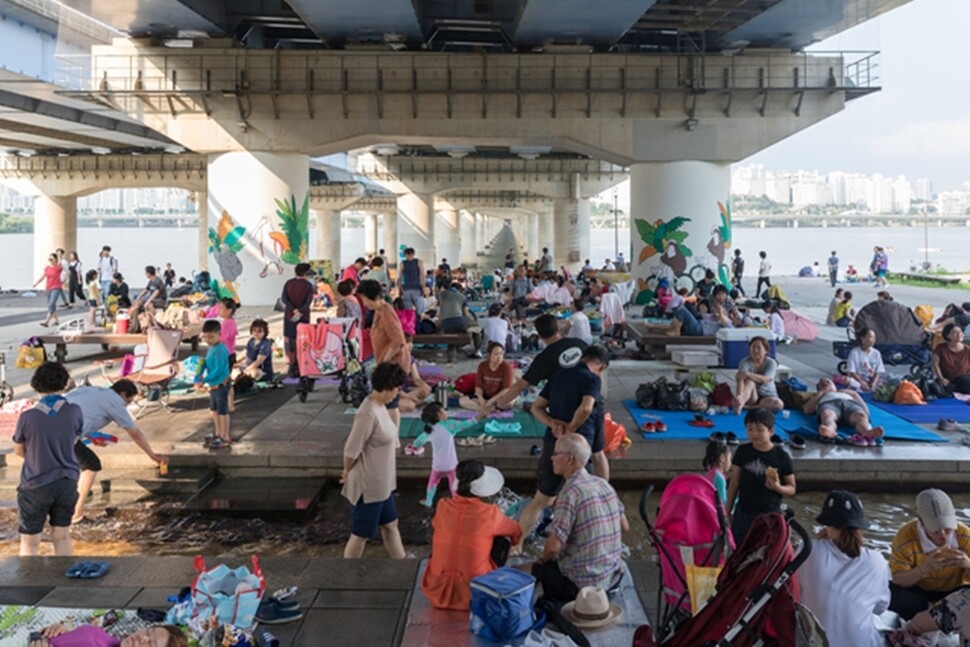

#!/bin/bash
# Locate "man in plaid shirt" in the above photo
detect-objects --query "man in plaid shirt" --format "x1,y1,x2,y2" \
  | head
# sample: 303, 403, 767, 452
531, 433, 628, 602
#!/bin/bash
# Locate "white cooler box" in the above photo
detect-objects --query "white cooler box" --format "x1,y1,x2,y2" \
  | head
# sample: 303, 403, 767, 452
717, 328, 777, 369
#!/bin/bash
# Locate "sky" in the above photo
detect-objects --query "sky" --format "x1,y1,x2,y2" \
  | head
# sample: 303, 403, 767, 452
744, 0, 970, 191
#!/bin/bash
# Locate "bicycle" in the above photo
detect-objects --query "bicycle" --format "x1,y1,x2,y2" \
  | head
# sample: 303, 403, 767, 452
0, 352, 14, 407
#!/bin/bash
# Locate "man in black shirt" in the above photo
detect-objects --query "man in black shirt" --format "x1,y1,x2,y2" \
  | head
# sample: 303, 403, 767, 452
135, 266, 167, 309
486, 314, 587, 412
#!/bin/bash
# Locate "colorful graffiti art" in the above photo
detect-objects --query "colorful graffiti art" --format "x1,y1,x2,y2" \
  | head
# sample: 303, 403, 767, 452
272, 193, 310, 265
634, 201, 733, 305
208, 210, 245, 301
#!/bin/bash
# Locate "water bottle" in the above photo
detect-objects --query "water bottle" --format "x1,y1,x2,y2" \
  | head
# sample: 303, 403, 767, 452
435, 380, 450, 408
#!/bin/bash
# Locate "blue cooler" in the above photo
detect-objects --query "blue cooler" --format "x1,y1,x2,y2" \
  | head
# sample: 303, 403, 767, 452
469, 567, 542, 641
717, 328, 777, 369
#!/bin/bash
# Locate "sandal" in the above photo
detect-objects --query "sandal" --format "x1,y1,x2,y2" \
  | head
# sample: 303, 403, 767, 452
689, 418, 715, 428
790, 435, 807, 450
848, 434, 870, 447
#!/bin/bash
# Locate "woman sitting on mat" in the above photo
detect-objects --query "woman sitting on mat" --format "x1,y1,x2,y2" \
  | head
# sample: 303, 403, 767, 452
803, 378, 884, 445
459, 342, 516, 413
932, 323, 970, 395
421, 459, 522, 610
732, 336, 784, 415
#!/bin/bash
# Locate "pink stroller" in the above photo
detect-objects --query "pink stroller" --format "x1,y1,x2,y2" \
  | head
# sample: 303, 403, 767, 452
640, 474, 734, 641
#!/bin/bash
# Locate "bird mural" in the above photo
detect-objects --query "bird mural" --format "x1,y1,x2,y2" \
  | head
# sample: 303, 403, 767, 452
709, 201, 733, 284
633, 215, 693, 304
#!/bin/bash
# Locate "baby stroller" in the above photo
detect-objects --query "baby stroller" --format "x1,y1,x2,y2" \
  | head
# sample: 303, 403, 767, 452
639, 474, 734, 642
295, 317, 369, 406
634, 510, 814, 647
833, 299, 932, 377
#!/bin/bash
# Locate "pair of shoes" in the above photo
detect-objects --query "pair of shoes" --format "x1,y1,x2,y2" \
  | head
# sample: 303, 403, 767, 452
689, 417, 715, 428
457, 435, 486, 447
256, 596, 303, 624
937, 418, 963, 432
204, 437, 232, 449
65, 561, 109, 579
848, 433, 876, 447
789, 435, 807, 450
404, 443, 425, 456
709, 431, 739, 445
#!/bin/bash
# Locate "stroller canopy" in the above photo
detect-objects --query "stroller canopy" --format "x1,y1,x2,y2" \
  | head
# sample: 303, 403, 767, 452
854, 300, 926, 346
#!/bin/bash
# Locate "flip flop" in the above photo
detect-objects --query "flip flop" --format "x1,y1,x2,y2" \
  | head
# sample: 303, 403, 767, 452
709, 431, 726, 443
725, 432, 740, 446
790, 435, 807, 450
80, 561, 109, 579
66, 561, 95, 578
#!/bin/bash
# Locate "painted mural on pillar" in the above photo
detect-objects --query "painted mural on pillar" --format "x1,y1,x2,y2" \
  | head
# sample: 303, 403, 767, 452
634, 201, 733, 305
208, 210, 245, 301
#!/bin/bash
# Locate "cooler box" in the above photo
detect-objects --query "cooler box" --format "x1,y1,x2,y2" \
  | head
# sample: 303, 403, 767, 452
717, 328, 776, 369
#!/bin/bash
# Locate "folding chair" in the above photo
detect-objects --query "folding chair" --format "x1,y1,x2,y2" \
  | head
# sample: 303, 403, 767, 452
100, 328, 183, 418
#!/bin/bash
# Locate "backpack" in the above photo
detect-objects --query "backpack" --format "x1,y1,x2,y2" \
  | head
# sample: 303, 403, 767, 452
712, 382, 733, 408
454, 373, 477, 396
635, 379, 660, 409
469, 568, 544, 642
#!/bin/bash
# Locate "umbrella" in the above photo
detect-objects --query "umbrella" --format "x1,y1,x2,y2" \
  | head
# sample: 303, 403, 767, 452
780, 309, 819, 342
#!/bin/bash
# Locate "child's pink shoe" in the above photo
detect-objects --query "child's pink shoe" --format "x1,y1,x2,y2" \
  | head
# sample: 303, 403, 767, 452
404, 443, 425, 456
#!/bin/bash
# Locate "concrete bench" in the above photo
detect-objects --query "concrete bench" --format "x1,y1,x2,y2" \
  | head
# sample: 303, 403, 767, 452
624, 322, 716, 359
37, 323, 203, 363
412, 333, 472, 362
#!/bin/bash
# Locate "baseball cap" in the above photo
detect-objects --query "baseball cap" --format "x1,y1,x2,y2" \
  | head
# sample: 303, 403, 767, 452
916, 488, 957, 533
815, 490, 868, 530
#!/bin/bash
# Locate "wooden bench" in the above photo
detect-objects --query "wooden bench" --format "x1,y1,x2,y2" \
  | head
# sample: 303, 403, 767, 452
624, 322, 716, 359
412, 333, 472, 362
37, 323, 203, 363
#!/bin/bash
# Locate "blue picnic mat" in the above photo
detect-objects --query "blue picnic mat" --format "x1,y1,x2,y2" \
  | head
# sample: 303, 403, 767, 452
622, 399, 947, 443
862, 393, 970, 424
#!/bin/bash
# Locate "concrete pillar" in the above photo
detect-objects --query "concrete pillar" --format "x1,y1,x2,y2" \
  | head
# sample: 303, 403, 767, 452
382, 212, 398, 272
629, 161, 731, 304
475, 213, 485, 251
33, 195, 76, 279
528, 212, 539, 259
315, 209, 342, 270
459, 210, 477, 267
553, 197, 590, 271
207, 152, 309, 305
195, 191, 208, 271
436, 206, 460, 269
396, 192, 435, 266
538, 208, 554, 260
364, 213, 378, 257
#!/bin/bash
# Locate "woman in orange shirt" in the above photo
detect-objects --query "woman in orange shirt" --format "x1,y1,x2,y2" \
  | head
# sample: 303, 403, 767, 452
421, 460, 522, 610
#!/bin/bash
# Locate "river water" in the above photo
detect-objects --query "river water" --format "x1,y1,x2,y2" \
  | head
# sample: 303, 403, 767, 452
2, 224, 965, 289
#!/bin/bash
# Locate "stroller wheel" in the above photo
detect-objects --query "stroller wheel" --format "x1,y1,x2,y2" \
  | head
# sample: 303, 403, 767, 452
836, 360, 848, 376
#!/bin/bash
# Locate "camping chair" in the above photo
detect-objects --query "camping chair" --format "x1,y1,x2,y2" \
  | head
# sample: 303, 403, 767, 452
100, 328, 183, 418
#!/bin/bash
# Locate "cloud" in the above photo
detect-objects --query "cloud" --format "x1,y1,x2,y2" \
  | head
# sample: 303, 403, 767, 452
864, 118, 970, 158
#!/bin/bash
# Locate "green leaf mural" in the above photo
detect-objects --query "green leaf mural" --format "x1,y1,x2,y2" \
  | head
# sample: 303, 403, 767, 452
271, 193, 310, 264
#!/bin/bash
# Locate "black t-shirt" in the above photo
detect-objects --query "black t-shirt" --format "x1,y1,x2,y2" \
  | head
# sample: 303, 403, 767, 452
144, 276, 167, 302
522, 337, 588, 386
539, 364, 601, 444
731, 443, 793, 513
732, 257, 745, 276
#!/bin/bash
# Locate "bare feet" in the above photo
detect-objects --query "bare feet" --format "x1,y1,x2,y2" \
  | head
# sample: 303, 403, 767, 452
865, 426, 885, 438
819, 424, 838, 439
731, 397, 743, 416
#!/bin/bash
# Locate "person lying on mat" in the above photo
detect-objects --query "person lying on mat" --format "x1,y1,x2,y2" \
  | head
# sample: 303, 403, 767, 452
803, 379, 884, 442
28, 622, 187, 647
638, 300, 705, 337
888, 488, 970, 621
932, 323, 970, 395
732, 336, 784, 415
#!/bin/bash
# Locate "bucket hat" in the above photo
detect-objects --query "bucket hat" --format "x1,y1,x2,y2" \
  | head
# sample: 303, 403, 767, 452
560, 587, 623, 630
815, 490, 869, 530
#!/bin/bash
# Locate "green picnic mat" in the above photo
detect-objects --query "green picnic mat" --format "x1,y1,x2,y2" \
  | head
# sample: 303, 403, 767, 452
399, 410, 546, 439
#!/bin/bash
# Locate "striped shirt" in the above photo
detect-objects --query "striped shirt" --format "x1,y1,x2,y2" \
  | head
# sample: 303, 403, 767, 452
551, 468, 625, 589
889, 519, 970, 592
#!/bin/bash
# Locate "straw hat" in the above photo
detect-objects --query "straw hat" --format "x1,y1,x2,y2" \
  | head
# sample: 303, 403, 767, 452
560, 587, 623, 630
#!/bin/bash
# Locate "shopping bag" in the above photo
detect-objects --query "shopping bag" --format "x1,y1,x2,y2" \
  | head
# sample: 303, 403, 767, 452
191, 555, 265, 628
684, 562, 722, 615
16, 338, 46, 369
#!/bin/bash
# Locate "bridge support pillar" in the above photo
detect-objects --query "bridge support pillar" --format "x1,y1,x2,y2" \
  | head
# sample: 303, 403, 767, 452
553, 195, 590, 271
527, 212, 539, 260
207, 152, 309, 305
364, 213, 378, 258
33, 195, 76, 280
382, 212, 398, 273
195, 191, 208, 272
436, 206, 459, 269
396, 192, 435, 266
538, 208, 554, 263
315, 209, 342, 270
629, 161, 731, 304
459, 210, 477, 267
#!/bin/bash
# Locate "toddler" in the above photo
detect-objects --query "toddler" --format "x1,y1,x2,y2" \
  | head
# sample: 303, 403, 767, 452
702, 440, 732, 506
242, 318, 274, 381
84, 269, 101, 329
726, 408, 796, 543
413, 402, 484, 507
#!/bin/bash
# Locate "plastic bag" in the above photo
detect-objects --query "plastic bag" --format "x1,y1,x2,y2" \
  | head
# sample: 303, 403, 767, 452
603, 412, 631, 453
191, 555, 265, 628
872, 378, 900, 403
656, 380, 690, 412
893, 381, 926, 405
690, 372, 716, 394
688, 387, 710, 412
914, 304, 934, 328
635, 380, 660, 409
15, 338, 46, 369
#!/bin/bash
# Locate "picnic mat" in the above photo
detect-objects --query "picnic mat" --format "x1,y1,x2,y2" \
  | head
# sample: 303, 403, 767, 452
862, 394, 970, 424
0, 606, 156, 645
401, 560, 649, 647
622, 399, 947, 443
399, 410, 545, 439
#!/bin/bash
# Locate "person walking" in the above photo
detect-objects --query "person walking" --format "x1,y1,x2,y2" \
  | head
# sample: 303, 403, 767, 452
67, 251, 85, 305
755, 251, 772, 298
731, 249, 746, 296
53, 249, 72, 309
827, 250, 839, 288
871, 246, 890, 288
34, 253, 63, 328
97, 246, 119, 299
163, 262, 176, 288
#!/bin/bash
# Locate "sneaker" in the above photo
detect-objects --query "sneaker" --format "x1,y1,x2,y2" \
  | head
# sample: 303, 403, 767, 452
937, 418, 962, 432
255, 600, 303, 625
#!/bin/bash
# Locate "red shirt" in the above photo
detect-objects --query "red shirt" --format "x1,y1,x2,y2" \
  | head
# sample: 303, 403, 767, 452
935, 344, 970, 380
421, 496, 522, 610
44, 265, 62, 291
476, 360, 514, 398
340, 264, 360, 285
